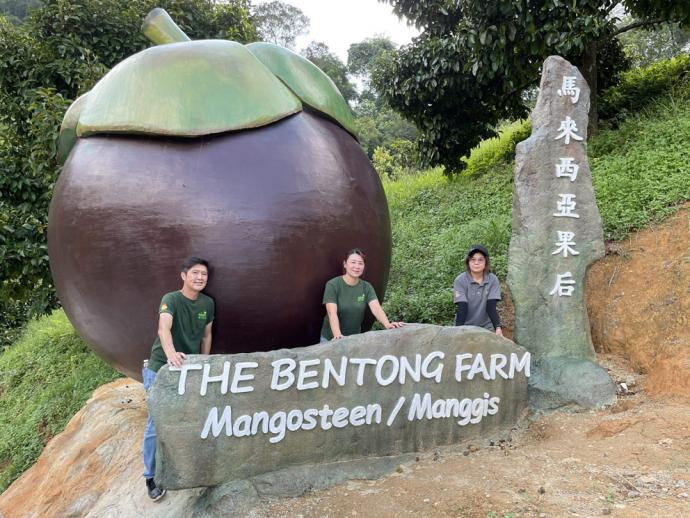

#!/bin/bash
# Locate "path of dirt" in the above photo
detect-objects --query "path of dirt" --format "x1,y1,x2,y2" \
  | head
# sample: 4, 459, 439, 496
253, 355, 690, 518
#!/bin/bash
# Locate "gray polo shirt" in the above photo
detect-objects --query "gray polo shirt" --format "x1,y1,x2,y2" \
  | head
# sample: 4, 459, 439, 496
453, 271, 501, 330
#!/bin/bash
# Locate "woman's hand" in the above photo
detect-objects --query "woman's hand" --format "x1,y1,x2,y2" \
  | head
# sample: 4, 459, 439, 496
331, 333, 344, 340
385, 322, 404, 329
495, 327, 503, 337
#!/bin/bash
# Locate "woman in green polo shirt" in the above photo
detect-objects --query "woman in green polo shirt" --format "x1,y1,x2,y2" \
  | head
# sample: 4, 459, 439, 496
321, 248, 403, 341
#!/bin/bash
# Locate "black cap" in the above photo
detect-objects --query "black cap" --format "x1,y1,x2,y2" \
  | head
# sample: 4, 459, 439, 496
467, 244, 489, 258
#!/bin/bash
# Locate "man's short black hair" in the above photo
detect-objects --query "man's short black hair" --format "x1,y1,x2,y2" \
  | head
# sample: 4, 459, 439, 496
181, 257, 209, 273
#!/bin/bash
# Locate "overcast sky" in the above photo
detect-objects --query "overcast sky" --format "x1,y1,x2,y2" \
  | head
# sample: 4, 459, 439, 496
253, 0, 420, 62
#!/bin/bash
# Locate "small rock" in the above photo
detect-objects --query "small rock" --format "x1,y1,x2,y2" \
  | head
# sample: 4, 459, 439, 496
602, 508, 611, 515
463, 450, 469, 456
636, 475, 656, 485
423, 498, 430, 503
468, 444, 480, 452
395, 465, 403, 473
539, 514, 547, 518
627, 490, 641, 498
678, 492, 689, 498
539, 486, 546, 494
657, 438, 673, 446
518, 488, 527, 494
433, 450, 440, 461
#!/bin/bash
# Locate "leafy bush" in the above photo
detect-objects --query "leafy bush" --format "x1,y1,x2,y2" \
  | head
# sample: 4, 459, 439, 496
372, 138, 418, 181
0, 310, 120, 492
461, 119, 531, 178
600, 53, 690, 125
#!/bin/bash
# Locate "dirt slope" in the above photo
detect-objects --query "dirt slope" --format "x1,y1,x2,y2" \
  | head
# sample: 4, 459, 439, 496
587, 203, 690, 396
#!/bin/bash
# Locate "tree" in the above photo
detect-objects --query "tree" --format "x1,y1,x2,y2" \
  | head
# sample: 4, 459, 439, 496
348, 35, 397, 106
619, 17, 690, 67
303, 41, 357, 102
348, 35, 396, 77
354, 99, 417, 157
0, 0, 257, 343
0, 0, 41, 23
375, 0, 690, 174
252, 0, 309, 50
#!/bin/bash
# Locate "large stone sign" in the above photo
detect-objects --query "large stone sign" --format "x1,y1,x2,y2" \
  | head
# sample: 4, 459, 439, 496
149, 324, 530, 489
507, 56, 615, 409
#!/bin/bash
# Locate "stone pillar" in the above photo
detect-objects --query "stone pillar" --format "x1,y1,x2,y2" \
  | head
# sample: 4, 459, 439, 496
507, 56, 615, 409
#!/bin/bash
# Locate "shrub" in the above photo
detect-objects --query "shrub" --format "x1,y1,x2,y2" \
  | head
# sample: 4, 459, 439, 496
372, 138, 419, 181
461, 119, 531, 178
600, 53, 690, 125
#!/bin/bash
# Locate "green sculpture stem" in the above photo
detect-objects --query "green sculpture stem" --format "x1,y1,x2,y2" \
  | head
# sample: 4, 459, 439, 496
142, 8, 190, 45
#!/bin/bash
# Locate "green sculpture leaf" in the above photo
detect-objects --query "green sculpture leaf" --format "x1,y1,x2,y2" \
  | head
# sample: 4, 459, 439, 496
57, 93, 89, 164
77, 40, 302, 138
246, 42, 357, 137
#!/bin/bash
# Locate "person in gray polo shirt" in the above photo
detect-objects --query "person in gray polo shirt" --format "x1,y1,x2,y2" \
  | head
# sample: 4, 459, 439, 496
453, 244, 503, 336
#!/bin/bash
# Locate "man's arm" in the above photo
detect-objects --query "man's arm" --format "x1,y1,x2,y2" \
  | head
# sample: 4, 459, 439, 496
201, 322, 212, 355
159, 312, 186, 368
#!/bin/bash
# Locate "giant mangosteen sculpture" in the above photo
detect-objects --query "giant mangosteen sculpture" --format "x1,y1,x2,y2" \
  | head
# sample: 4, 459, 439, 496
48, 9, 391, 380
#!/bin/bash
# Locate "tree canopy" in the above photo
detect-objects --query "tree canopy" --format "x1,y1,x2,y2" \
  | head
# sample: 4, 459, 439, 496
253, 0, 309, 50
375, 0, 690, 173
303, 40, 357, 102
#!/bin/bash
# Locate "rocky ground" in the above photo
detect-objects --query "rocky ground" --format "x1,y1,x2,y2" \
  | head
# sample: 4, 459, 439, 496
0, 206, 688, 518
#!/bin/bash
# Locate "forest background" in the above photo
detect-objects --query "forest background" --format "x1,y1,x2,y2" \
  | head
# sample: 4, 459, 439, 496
0, 0, 689, 492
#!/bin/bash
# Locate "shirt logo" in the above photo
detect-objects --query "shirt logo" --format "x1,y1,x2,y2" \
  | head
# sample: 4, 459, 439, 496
357, 295, 365, 303
197, 311, 207, 320
160, 303, 168, 311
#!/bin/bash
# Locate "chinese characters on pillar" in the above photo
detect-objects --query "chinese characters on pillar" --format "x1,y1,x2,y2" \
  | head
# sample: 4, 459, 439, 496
551, 75, 584, 298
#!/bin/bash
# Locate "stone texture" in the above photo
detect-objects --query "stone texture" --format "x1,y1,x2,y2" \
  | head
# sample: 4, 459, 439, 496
508, 55, 604, 361
0, 379, 206, 518
507, 56, 614, 408
528, 357, 616, 410
149, 324, 530, 489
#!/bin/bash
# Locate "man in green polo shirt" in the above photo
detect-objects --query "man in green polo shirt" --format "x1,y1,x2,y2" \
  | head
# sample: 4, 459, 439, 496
142, 257, 214, 501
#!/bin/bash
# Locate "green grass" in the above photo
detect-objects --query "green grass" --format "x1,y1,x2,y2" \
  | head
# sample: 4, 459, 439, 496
0, 310, 120, 492
591, 96, 690, 240
382, 93, 690, 325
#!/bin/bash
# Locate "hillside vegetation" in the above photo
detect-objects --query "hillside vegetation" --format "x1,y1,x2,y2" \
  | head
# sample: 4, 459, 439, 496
0, 311, 120, 491
383, 55, 690, 325
0, 55, 689, 494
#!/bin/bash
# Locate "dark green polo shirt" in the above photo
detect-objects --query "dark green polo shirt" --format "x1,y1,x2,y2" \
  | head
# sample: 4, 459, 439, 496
321, 276, 378, 340
148, 290, 214, 372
